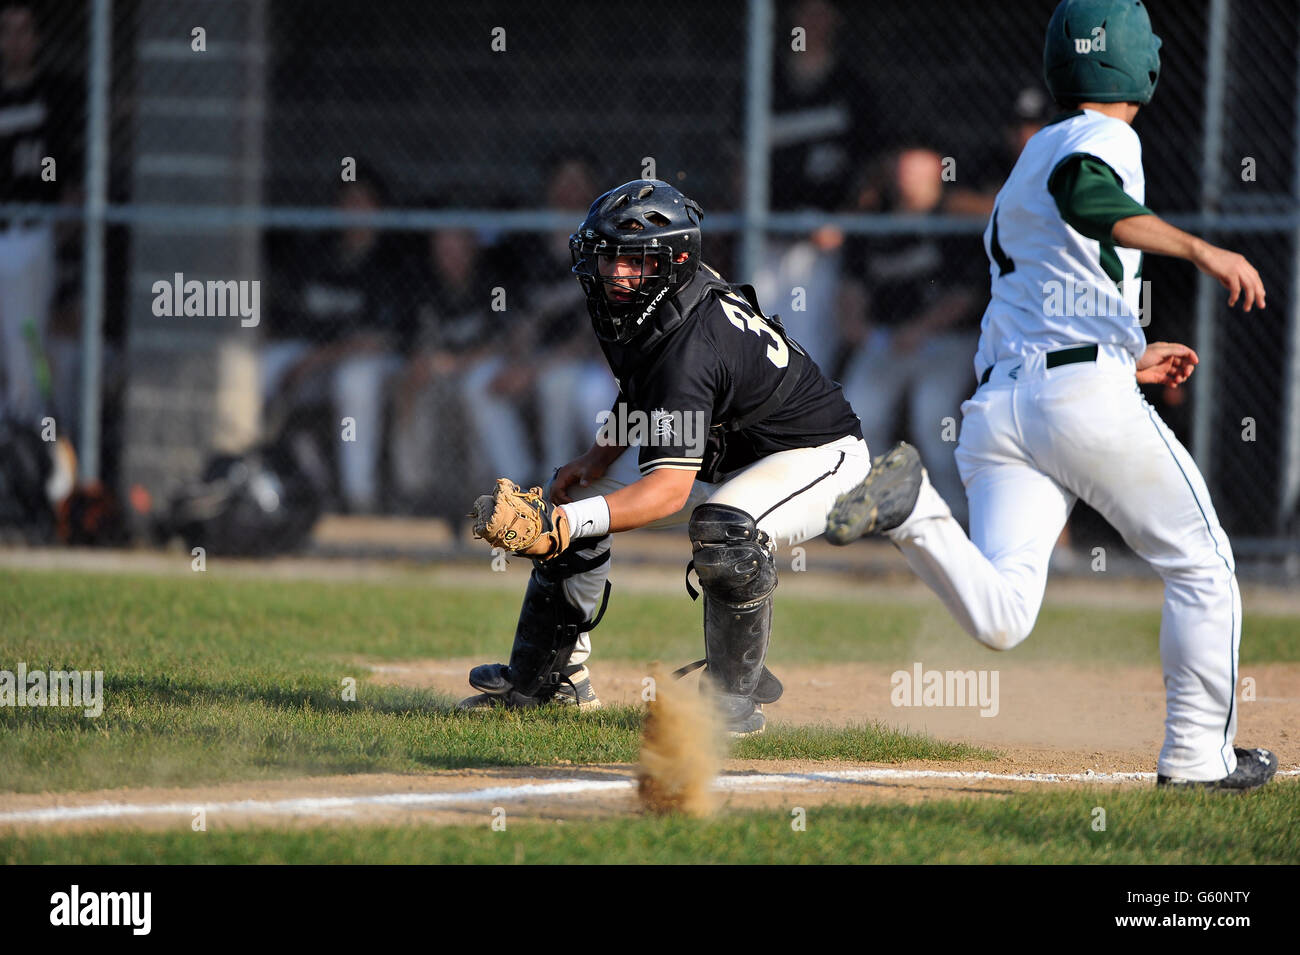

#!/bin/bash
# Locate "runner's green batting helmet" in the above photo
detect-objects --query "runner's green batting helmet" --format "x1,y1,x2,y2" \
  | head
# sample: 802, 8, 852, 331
1044, 0, 1162, 106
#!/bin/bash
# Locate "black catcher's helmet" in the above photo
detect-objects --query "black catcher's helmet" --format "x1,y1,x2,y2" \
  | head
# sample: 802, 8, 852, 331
570, 179, 703, 343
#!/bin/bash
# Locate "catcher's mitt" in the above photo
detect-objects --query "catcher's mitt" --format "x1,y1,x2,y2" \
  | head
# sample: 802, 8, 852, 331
469, 478, 571, 560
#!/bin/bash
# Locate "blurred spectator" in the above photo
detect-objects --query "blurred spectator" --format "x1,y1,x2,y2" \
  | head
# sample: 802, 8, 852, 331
838, 147, 984, 525
756, 0, 875, 373
769, 0, 875, 212
0, 1, 73, 425
261, 173, 403, 513
943, 85, 1056, 219
752, 225, 845, 376
521, 154, 617, 470
390, 227, 537, 514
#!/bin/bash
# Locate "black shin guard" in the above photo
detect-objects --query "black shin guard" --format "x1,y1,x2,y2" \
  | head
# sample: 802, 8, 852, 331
472, 538, 611, 703
688, 505, 776, 722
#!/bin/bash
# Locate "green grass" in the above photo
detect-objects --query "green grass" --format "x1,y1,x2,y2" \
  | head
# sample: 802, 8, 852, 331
0, 568, 1293, 795
733, 722, 986, 762
2, 568, 1296, 864
0, 563, 995, 791
4, 569, 1298, 670
0, 683, 990, 794
3, 783, 1296, 864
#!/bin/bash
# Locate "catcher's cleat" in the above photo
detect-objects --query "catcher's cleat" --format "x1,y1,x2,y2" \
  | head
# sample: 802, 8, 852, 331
467, 662, 511, 695
1156, 747, 1278, 793
825, 441, 924, 545
718, 695, 766, 738
553, 665, 602, 708
458, 664, 602, 710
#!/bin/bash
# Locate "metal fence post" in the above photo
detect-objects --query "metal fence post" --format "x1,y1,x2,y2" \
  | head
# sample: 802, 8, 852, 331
78, 0, 112, 482
740, 0, 773, 284
1190, 0, 1229, 480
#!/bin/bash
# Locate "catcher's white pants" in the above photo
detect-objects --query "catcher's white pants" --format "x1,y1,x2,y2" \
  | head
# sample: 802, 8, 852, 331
559, 433, 872, 665
890, 344, 1241, 781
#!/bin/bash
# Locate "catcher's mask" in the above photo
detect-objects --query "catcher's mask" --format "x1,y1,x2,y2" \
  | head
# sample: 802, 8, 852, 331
570, 179, 702, 344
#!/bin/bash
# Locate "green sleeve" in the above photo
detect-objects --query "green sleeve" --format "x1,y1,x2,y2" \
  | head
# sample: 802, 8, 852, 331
1047, 153, 1153, 242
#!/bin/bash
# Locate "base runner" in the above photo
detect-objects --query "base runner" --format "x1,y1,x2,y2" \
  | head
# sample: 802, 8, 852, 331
828, 0, 1276, 791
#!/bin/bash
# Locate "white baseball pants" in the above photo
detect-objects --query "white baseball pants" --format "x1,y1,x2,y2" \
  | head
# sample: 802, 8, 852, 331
889, 344, 1241, 781
558, 433, 872, 665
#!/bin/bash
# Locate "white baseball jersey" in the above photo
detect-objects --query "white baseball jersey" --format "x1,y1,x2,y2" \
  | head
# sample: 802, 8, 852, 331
975, 109, 1147, 379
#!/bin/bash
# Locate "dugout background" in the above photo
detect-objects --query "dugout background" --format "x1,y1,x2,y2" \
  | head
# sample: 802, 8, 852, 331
4, 0, 1299, 564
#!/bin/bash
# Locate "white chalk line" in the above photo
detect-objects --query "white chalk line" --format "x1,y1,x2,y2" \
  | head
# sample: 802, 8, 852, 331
3, 767, 1294, 826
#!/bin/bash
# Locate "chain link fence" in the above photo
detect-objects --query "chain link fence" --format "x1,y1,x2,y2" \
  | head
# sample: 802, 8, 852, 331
2, 0, 1297, 564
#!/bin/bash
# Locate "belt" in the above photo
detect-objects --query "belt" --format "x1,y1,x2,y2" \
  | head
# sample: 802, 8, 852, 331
978, 343, 1099, 386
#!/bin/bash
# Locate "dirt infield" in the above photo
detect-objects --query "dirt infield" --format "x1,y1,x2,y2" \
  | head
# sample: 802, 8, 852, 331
371, 658, 1300, 776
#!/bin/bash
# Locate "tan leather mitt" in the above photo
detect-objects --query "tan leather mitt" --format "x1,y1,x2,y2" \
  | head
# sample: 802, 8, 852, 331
468, 478, 571, 560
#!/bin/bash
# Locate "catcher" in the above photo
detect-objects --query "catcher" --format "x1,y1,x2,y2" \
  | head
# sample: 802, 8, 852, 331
460, 179, 871, 735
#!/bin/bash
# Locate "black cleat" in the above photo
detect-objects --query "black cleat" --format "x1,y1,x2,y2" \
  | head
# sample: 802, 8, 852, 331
467, 662, 511, 695
825, 441, 924, 545
459, 664, 602, 710
715, 693, 766, 738
1156, 747, 1278, 792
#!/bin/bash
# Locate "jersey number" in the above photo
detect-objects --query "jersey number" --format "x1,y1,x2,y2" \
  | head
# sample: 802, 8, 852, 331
718, 292, 789, 369
989, 207, 1015, 277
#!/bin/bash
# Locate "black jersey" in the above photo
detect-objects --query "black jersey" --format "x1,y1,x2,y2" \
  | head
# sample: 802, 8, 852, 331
599, 264, 862, 478
0, 72, 71, 204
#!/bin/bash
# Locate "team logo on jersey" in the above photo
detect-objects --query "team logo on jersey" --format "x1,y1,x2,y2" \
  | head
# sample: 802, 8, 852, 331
594, 402, 707, 457
650, 408, 675, 441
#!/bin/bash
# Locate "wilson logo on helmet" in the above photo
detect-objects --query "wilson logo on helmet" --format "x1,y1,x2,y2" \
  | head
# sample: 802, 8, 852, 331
1044, 0, 1161, 106
1073, 27, 1105, 54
